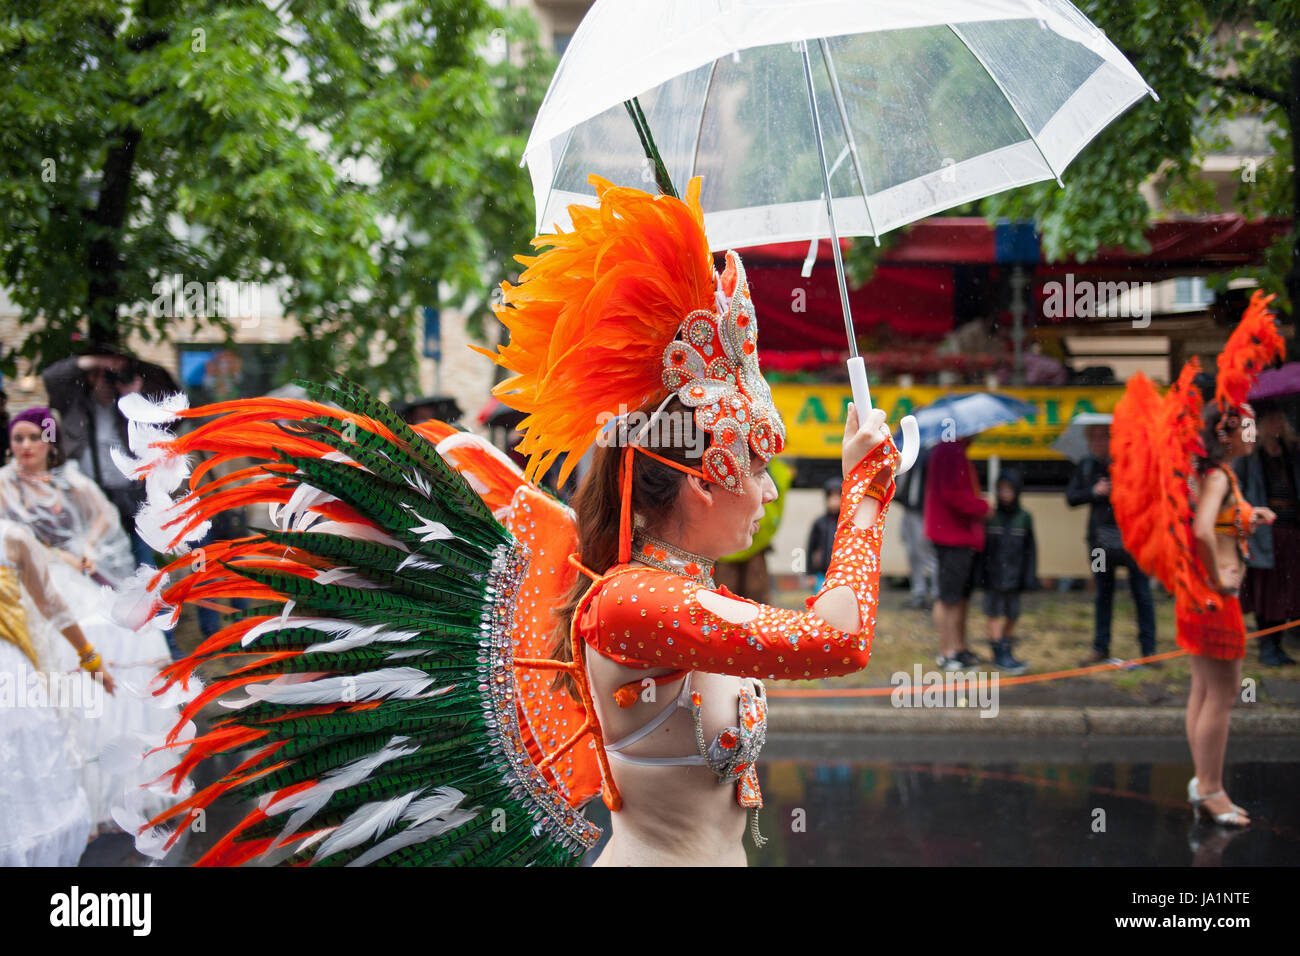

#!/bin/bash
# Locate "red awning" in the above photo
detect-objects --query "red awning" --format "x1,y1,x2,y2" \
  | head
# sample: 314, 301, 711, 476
738, 215, 1290, 350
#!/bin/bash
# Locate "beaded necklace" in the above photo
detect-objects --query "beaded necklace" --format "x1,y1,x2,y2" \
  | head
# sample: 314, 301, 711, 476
629, 530, 715, 587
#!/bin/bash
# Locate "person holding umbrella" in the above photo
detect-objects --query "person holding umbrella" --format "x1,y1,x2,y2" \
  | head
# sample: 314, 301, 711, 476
908, 393, 1034, 670
1235, 398, 1300, 666
41, 349, 179, 571
1061, 414, 1157, 667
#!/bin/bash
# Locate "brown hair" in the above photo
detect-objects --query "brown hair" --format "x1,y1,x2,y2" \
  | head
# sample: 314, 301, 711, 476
1197, 402, 1243, 472
549, 395, 705, 698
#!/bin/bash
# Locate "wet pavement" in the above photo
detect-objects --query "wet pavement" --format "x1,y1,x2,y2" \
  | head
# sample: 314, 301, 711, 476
83, 734, 1299, 867
743, 735, 1300, 866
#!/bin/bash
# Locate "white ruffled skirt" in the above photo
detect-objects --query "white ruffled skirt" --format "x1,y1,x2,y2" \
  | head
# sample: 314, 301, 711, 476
0, 639, 93, 866
38, 561, 183, 829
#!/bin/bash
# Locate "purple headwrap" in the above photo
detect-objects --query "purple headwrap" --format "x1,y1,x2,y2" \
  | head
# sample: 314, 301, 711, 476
8, 406, 55, 440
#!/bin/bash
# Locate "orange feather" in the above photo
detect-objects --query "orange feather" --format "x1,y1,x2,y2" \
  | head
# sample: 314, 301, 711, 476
472, 175, 717, 486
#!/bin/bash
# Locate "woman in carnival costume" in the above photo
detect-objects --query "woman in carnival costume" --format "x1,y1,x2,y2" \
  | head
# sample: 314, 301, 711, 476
0, 518, 110, 866
1111, 292, 1284, 829
109, 176, 898, 866
1, 409, 182, 829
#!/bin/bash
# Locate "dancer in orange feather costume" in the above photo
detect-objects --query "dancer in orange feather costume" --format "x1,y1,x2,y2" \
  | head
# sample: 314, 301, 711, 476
1111, 291, 1284, 828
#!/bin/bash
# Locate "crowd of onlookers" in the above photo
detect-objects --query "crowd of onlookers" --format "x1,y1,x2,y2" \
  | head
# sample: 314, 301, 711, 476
807, 413, 1300, 674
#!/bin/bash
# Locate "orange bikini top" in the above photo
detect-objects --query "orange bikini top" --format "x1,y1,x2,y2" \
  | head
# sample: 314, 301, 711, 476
1212, 465, 1253, 539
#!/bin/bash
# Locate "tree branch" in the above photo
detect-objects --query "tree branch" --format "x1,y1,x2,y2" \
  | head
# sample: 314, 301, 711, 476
1206, 73, 1287, 106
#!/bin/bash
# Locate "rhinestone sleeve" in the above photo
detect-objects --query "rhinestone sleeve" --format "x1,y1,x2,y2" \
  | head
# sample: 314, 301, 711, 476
578, 566, 877, 679
804, 437, 900, 625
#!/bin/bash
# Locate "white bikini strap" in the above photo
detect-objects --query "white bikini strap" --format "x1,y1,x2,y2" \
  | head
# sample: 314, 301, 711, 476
603, 672, 694, 753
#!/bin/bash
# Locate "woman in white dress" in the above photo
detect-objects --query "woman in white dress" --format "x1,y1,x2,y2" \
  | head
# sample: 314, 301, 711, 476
0, 519, 109, 865
2, 408, 179, 828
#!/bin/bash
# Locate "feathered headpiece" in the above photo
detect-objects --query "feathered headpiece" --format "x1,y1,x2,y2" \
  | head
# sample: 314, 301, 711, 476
473, 175, 785, 493
1215, 291, 1284, 412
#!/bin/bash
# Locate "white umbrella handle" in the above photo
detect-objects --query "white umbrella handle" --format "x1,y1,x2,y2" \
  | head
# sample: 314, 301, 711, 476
848, 356, 919, 475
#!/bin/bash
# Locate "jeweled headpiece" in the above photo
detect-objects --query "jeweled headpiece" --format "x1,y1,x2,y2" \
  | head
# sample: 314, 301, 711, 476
474, 175, 785, 495
663, 252, 786, 492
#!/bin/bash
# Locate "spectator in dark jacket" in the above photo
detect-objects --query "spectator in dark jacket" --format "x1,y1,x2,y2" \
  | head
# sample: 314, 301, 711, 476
1234, 401, 1299, 666
924, 436, 989, 670
984, 469, 1036, 673
1066, 423, 1156, 666
895, 445, 937, 609
805, 477, 840, 592
42, 351, 178, 569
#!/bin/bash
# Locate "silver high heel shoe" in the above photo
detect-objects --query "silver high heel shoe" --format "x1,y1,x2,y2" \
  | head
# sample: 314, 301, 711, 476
1188, 778, 1250, 828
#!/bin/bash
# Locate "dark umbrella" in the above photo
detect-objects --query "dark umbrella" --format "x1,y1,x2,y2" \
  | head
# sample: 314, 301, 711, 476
897, 392, 1038, 449
1248, 363, 1300, 402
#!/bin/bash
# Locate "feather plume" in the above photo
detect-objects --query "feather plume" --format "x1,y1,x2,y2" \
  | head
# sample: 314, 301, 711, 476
310, 791, 423, 860
266, 736, 419, 847
244, 667, 446, 705
346, 788, 477, 866
1216, 290, 1284, 409
470, 175, 717, 486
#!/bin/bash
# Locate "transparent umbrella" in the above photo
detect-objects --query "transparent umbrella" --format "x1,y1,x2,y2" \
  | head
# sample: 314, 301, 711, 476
524, 0, 1157, 474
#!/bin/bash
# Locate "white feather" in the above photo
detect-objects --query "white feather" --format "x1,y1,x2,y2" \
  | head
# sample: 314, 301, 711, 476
305, 521, 407, 549
111, 565, 173, 630
267, 736, 419, 847
314, 567, 381, 589
241, 615, 362, 647
133, 498, 207, 554
395, 553, 441, 573
244, 668, 448, 705
118, 390, 188, 425
403, 510, 453, 542
312, 791, 423, 861
403, 468, 433, 499
110, 803, 173, 861
346, 788, 477, 867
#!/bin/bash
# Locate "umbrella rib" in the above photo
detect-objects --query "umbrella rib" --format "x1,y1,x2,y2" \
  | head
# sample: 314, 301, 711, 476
544, 127, 578, 227
817, 37, 880, 245
945, 23, 1064, 188
689, 58, 720, 191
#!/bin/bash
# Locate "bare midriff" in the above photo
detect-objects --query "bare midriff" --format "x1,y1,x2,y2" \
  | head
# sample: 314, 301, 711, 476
584, 647, 750, 866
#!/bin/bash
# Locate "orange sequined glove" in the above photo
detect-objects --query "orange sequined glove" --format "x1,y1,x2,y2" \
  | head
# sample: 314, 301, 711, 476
806, 437, 900, 617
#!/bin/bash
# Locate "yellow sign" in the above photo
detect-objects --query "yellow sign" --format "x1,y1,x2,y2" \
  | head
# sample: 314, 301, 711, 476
772, 384, 1125, 460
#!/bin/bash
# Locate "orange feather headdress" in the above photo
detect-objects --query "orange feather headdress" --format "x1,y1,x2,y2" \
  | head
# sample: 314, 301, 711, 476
1215, 290, 1285, 412
473, 175, 786, 495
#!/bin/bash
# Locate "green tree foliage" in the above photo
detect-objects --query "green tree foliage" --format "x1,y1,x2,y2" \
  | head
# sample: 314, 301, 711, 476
981, 0, 1297, 314
0, 0, 553, 391
845, 2, 1297, 318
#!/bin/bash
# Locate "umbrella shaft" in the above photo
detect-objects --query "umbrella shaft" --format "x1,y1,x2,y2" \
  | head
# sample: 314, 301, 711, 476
800, 40, 857, 359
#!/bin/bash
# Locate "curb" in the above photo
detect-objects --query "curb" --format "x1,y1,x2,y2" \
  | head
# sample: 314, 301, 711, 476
768, 701, 1300, 736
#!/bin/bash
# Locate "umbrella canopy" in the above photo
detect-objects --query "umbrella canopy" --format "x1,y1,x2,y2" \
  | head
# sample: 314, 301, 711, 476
1052, 411, 1113, 463
1248, 363, 1300, 402
898, 392, 1038, 448
526, 0, 1156, 251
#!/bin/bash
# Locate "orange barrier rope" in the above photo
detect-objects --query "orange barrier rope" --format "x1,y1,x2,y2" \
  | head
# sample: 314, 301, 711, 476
767, 617, 1300, 699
